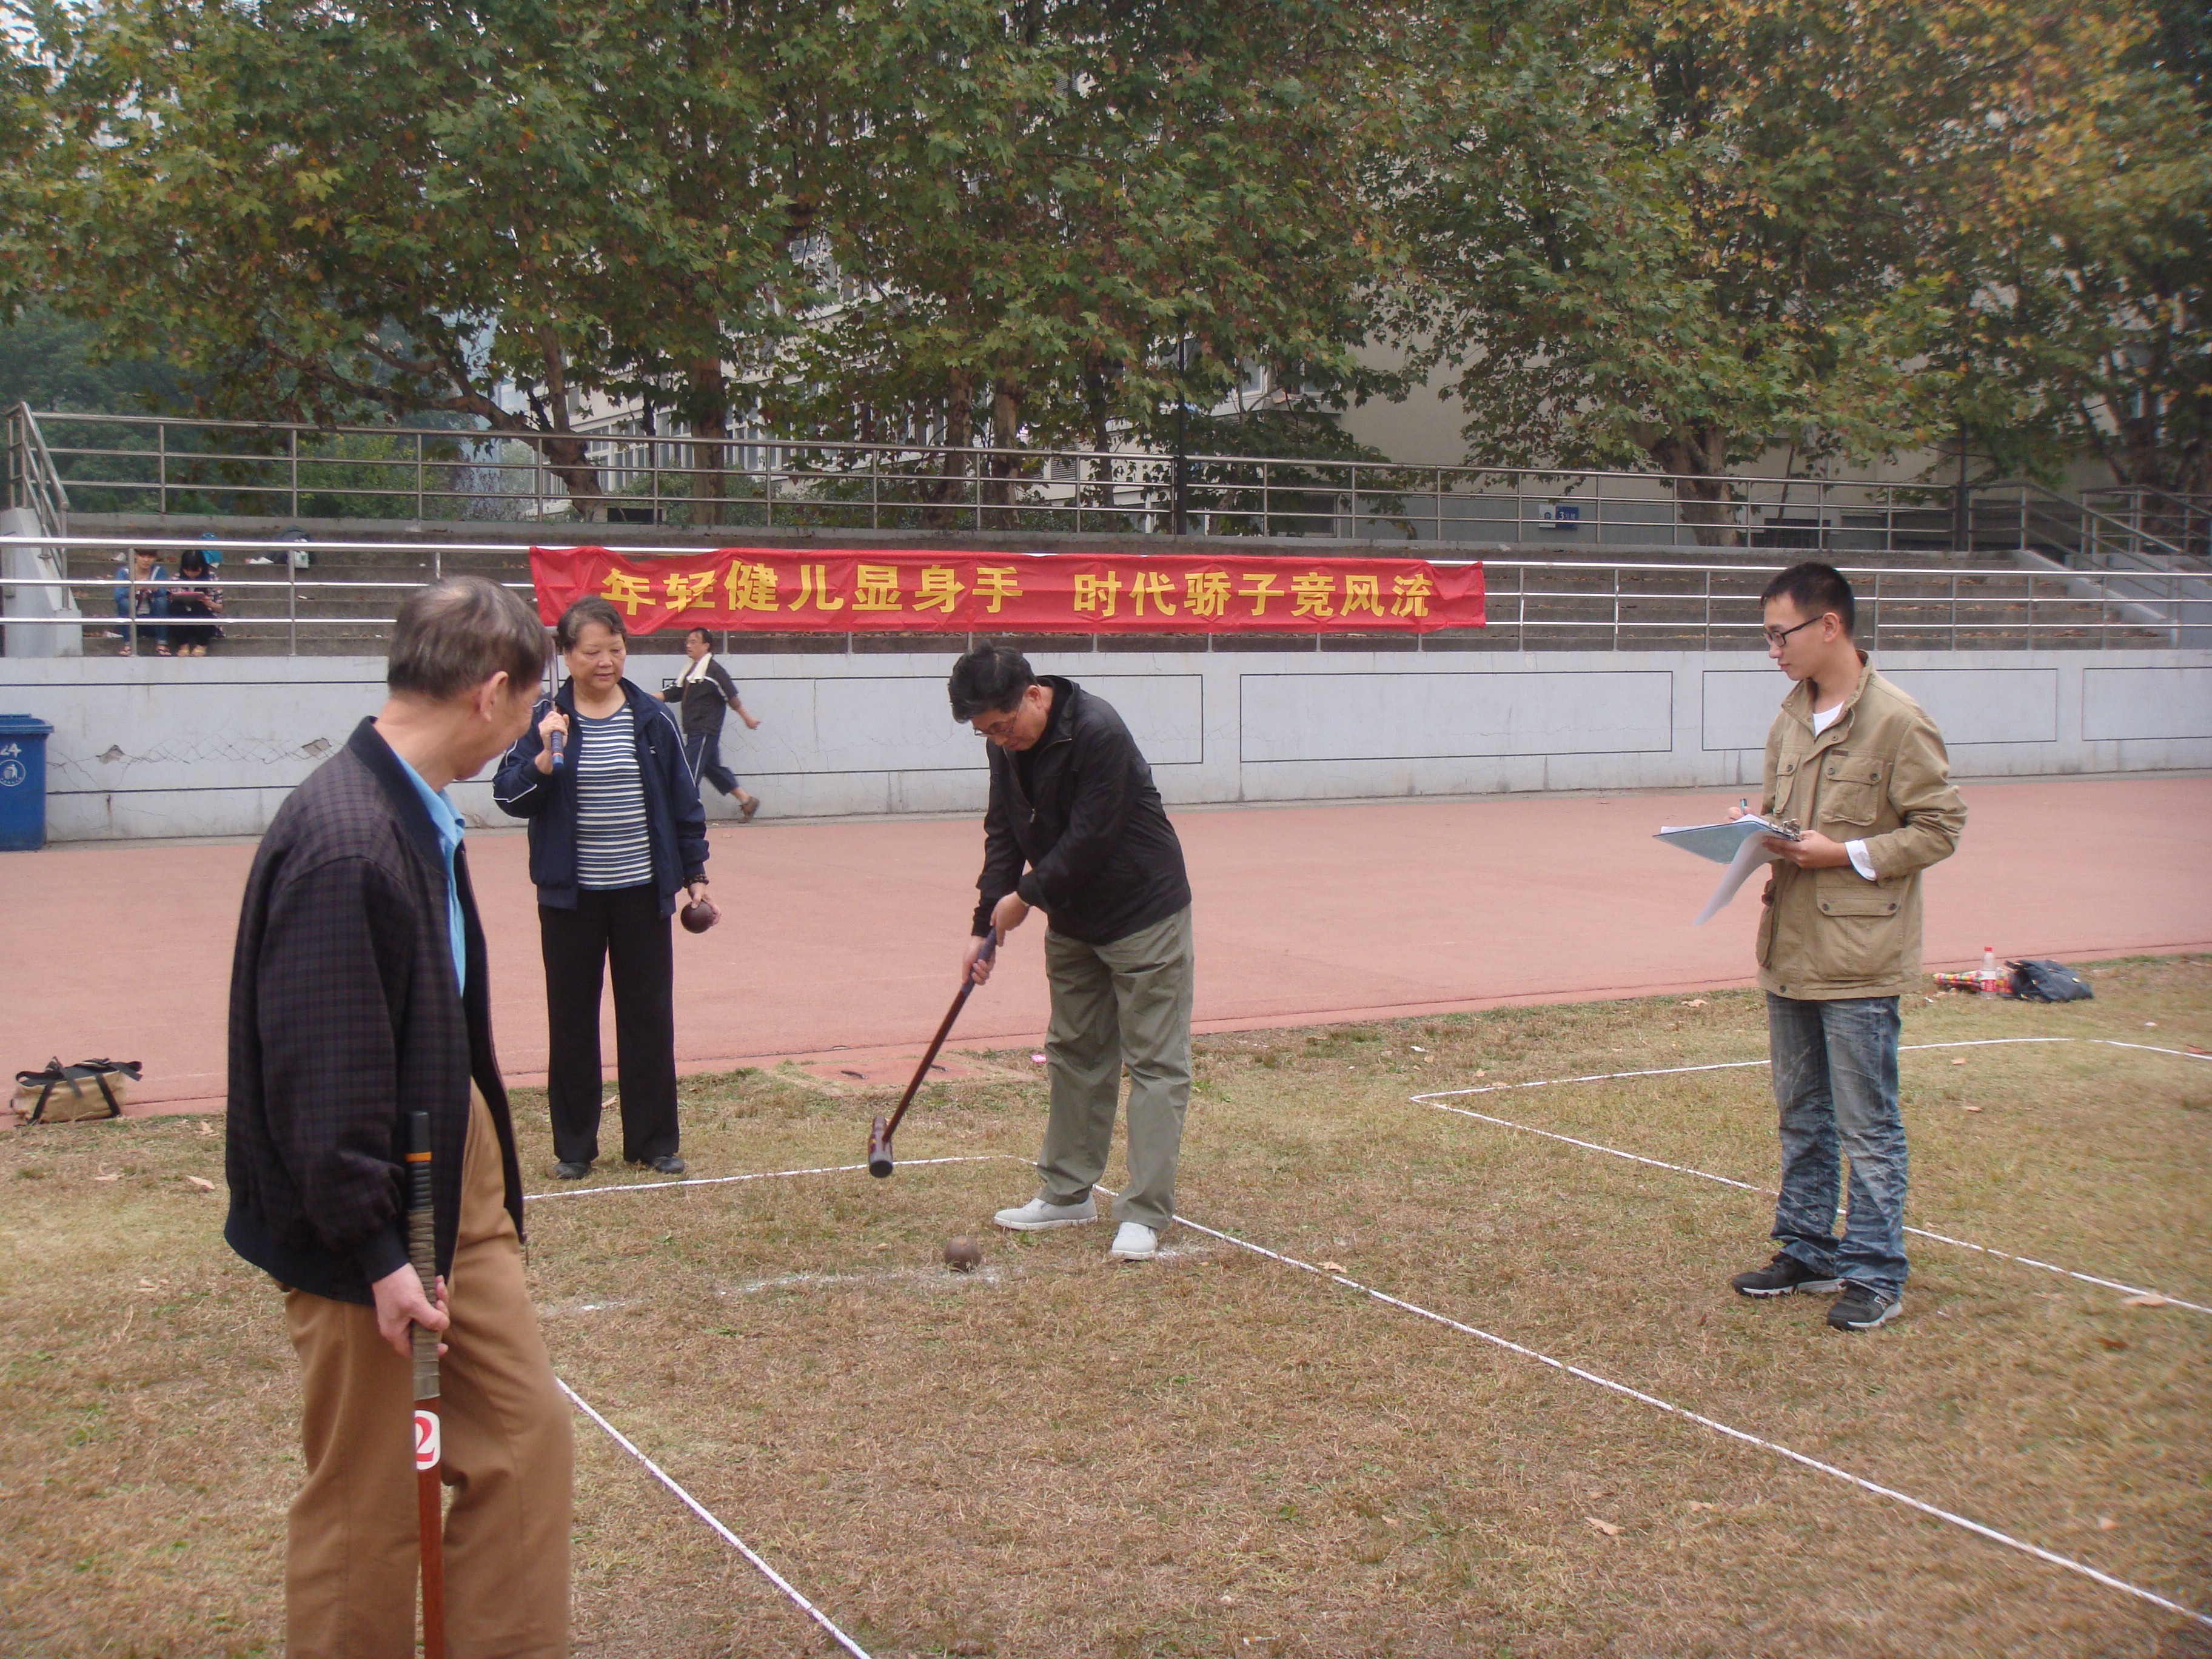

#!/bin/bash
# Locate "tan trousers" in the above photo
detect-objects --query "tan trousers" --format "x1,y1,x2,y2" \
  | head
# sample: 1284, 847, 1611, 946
1039, 906, 1195, 1230
286, 1090, 572, 1658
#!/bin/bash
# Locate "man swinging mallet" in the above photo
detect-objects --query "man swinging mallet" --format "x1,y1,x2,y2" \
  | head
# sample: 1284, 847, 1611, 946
951, 643, 1196, 1263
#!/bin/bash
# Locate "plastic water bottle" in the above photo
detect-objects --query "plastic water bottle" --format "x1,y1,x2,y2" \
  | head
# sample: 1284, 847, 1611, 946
1980, 945, 1999, 994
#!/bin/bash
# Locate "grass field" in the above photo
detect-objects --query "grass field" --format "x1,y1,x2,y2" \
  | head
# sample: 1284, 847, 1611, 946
2, 957, 2208, 1658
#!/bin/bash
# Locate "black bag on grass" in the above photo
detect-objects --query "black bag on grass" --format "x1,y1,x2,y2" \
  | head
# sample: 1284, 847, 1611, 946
2007, 960, 2093, 1003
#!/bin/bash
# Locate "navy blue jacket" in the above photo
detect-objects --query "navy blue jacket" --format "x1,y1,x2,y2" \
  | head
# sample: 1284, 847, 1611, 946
492, 678, 708, 914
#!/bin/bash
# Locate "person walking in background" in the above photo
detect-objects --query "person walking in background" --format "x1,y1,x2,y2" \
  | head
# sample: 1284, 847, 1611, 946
1727, 562, 1966, 1333
662, 625, 763, 822
167, 546, 224, 656
950, 643, 1196, 1264
495, 596, 709, 1180
225, 575, 572, 1656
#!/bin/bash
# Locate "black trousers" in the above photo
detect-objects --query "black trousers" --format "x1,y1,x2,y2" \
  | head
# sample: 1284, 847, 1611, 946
540, 885, 680, 1165
681, 729, 739, 797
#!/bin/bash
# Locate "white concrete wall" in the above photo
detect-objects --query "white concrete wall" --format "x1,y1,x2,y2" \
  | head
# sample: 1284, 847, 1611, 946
1, 648, 2206, 842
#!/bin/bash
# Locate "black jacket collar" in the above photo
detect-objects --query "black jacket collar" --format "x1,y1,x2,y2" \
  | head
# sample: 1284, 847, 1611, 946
346, 717, 447, 883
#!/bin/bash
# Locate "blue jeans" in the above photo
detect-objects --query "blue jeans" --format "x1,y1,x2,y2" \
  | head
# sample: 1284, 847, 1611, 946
1766, 993, 1908, 1301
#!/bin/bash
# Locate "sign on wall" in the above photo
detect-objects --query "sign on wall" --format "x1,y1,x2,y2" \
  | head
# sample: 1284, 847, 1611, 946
528, 545, 1485, 636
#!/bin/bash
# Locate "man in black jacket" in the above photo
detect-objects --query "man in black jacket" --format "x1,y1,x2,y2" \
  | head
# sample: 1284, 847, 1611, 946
661, 624, 763, 820
226, 575, 572, 1657
951, 643, 1195, 1262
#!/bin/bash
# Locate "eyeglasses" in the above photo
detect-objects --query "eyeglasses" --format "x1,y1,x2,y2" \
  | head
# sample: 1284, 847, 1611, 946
972, 714, 1021, 741
1762, 615, 1824, 647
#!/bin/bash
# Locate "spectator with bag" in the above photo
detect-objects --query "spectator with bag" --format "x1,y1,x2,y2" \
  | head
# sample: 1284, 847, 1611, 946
111, 546, 170, 655
167, 546, 224, 656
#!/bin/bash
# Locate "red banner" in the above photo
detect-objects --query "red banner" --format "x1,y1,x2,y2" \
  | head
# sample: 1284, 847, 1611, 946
528, 545, 1484, 634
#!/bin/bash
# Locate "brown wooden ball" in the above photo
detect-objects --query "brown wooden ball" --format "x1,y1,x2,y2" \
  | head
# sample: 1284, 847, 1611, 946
942, 1235, 984, 1273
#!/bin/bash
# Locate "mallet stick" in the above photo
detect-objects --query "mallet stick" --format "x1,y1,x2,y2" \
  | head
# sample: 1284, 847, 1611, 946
406, 1111, 447, 1659
868, 929, 997, 1178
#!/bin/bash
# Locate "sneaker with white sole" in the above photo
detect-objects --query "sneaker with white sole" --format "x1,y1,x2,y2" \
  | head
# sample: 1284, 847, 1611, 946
1826, 1284, 1903, 1331
1108, 1222, 1158, 1262
1729, 1251, 1843, 1298
992, 1194, 1097, 1231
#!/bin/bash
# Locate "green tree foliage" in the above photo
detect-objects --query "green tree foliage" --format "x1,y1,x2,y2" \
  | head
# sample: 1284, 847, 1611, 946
771, 0, 1399, 499
27, 0, 820, 517
0, 304, 196, 412
1911, 0, 2208, 495
1379, 0, 2185, 537
18, 0, 1396, 522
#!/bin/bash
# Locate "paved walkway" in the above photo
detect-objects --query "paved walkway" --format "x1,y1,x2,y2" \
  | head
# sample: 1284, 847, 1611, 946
5, 776, 2207, 1113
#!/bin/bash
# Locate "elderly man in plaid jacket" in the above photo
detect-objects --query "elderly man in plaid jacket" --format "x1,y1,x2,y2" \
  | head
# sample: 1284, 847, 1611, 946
225, 577, 572, 1658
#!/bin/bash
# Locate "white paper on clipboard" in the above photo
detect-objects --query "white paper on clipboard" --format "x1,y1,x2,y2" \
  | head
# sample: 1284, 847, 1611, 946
1654, 816, 1800, 925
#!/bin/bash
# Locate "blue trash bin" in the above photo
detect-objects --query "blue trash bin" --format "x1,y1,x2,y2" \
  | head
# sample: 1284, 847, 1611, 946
0, 715, 55, 851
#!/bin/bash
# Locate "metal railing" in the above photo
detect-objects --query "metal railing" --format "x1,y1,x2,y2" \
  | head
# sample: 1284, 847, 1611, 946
3, 531, 2204, 657
2079, 484, 2212, 567
8, 404, 1991, 552
4, 404, 72, 543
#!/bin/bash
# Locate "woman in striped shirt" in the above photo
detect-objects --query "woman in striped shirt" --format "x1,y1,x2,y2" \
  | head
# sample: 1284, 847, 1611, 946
495, 596, 710, 1179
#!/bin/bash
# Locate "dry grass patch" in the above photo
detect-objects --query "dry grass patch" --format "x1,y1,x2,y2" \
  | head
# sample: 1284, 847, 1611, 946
2, 957, 2206, 1657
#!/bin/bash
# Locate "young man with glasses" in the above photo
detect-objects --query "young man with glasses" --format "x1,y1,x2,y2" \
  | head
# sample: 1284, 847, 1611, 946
948, 643, 1195, 1263
1727, 563, 1966, 1331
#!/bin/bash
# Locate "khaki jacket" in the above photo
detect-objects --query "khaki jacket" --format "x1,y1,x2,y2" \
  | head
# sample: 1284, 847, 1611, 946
1756, 660, 1966, 1000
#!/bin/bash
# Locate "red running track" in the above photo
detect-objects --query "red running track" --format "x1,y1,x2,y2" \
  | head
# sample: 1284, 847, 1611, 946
4, 776, 2207, 1114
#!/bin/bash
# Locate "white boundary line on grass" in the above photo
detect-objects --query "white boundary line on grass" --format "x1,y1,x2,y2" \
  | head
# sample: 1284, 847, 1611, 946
523, 1155, 1004, 1204
1410, 1037, 2212, 1318
1158, 1207, 2212, 1632
557, 1379, 875, 1659
538, 1151, 2210, 1634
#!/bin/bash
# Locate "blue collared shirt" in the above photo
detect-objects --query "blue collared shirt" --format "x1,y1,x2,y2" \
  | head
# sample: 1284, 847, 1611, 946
391, 751, 467, 996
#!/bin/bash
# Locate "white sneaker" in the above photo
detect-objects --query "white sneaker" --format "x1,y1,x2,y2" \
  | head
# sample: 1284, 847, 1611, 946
992, 1195, 1098, 1231
1108, 1222, 1158, 1262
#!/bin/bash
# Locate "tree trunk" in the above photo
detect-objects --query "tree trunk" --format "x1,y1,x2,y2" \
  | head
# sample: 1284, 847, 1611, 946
682, 357, 729, 529
988, 380, 1022, 521
1644, 424, 1742, 547
923, 375, 975, 531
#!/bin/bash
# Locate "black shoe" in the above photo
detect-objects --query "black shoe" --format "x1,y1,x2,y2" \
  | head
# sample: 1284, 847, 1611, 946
649, 1155, 687, 1175
1828, 1284, 1902, 1331
554, 1161, 593, 1180
1730, 1252, 1843, 1297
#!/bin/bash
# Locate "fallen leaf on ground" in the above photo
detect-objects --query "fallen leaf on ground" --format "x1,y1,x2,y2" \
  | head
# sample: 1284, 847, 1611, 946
1319, 1261, 1346, 1273
1951, 1058, 1966, 1066
195, 1122, 215, 1136
1962, 1105, 1983, 1113
1686, 1501, 1717, 1512
184, 1175, 216, 1191
1683, 999, 1708, 1008
93, 1173, 119, 1182
2187, 1045, 2208, 1056
2122, 1293, 2170, 1307
1585, 1517, 1623, 1537
2098, 1336, 2128, 1350
2098, 1516, 2119, 1530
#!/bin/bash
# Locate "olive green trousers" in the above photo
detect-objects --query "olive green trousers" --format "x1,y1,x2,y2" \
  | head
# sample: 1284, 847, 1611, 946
1037, 905, 1195, 1231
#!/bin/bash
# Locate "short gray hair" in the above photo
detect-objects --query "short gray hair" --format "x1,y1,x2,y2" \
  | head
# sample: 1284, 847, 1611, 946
555, 594, 628, 651
387, 577, 546, 700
